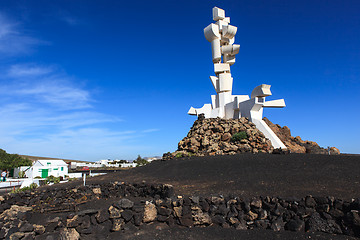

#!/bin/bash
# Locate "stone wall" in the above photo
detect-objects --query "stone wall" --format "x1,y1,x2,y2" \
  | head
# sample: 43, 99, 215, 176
0, 183, 359, 239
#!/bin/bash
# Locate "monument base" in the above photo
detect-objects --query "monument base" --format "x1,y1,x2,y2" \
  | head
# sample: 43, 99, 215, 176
164, 116, 340, 159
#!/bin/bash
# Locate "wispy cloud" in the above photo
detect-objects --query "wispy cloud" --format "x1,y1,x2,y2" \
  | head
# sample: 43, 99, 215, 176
0, 62, 158, 160
142, 128, 160, 133
55, 9, 82, 26
0, 12, 158, 161
61, 15, 81, 26
0, 13, 44, 55
2, 64, 91, 110
7, 64, 54, 78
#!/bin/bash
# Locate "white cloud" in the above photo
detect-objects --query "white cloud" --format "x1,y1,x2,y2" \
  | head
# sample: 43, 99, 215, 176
142, 128, 160, 133
0, 13, 44, 55
0, 63, 157, 161
7, 64, 54, 77
16, 80, 92, 110
0, 13, 159, 161
2, 64, 92, 110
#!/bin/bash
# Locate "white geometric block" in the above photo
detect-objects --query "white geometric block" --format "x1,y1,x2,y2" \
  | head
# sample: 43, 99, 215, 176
224, 54, 236, 65
220, 37, 235, 45
188, 107, 196, 115
188, 104, 212, 118
213, 7, 225, 21
210, 76, 219, 92
232, 44, 240, 55
263, 99, 286, 108
218, 73, 233, 92
222, 25, 237, 39
211, 38, 221, 63
224, 17, 230, 23
218, 91, 232, 111
217, 20, 228, 31
221, 44, 240, 55
204, 23, 220, 42
211, 95, 217, 108
251, 84, 272, 98
221, 45, 233, 55
214, 63, 230, 73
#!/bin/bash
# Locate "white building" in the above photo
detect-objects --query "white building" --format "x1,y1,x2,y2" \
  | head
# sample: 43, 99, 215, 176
120, 163, 137, 168
26, 160, 68, 178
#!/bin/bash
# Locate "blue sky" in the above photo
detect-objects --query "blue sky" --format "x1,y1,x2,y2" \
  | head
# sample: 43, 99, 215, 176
0, 0, 359, 161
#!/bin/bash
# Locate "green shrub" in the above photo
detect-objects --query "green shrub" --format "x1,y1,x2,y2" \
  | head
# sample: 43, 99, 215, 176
30, 183, 38, 189
175, 152, 183, 158
231, 131, 248, 142
46, 175, 61, 184
18, 171, 26, 178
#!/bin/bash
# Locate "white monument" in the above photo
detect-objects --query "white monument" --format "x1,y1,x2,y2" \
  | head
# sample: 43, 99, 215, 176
188, 7, 287, 149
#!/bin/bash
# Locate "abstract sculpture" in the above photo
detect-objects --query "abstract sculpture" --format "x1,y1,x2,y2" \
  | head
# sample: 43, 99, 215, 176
188, 7, 287, 149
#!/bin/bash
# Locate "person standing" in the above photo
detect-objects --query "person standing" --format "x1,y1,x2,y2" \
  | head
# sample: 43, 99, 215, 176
1, 170, 7, 182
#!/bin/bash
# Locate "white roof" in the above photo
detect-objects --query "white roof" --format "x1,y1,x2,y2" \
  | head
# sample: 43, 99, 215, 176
35, 160, 68, 167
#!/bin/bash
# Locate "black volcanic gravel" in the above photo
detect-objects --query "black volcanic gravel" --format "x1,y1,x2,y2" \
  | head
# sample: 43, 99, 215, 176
5, 153, 360, 240
84, 153, 360, 200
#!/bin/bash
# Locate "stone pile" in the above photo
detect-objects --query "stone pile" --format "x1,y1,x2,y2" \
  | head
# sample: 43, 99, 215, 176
175, 116, 274, 157
1, 184, 360, 239
263, 117, 340, 154
165, 115, 340, 159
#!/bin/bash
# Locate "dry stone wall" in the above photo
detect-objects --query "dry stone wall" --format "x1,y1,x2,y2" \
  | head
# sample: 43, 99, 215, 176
1, 183, 360, 239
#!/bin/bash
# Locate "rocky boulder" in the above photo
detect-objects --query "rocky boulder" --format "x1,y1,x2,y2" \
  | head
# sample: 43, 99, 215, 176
263, 117, 340, 154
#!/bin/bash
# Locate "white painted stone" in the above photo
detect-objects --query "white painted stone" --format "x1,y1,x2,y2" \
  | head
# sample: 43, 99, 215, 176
188, 7, 287, 149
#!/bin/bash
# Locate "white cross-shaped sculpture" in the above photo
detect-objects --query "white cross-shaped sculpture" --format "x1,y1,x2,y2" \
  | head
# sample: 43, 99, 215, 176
188, 7, 287, 149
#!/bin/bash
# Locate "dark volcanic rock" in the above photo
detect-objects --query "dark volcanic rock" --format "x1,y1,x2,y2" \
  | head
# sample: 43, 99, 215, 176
114, 198, 134, 209
96, 209, 110, 223
285, 219, 305, 232
306, 212, 342, 234
121, 209, 133, 222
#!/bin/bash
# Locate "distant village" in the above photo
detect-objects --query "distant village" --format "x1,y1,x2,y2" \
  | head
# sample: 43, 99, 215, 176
0, 155, 161, 192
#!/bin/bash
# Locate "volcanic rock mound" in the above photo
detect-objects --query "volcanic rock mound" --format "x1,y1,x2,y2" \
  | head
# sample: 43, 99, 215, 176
175, 116, 274, 157
169, 116, 339, 158
263, 117, 340, 154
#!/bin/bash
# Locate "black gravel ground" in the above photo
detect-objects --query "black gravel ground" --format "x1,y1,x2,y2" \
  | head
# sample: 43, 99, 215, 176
35, 153, 360, 239
87, 153, 360, 200
118, 225, 358, 240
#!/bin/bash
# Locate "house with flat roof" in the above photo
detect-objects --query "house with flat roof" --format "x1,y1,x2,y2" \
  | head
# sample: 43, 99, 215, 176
26, 160, 68, 178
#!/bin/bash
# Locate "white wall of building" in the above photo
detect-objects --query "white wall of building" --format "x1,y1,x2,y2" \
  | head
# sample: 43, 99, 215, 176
27, 160, 68, 178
